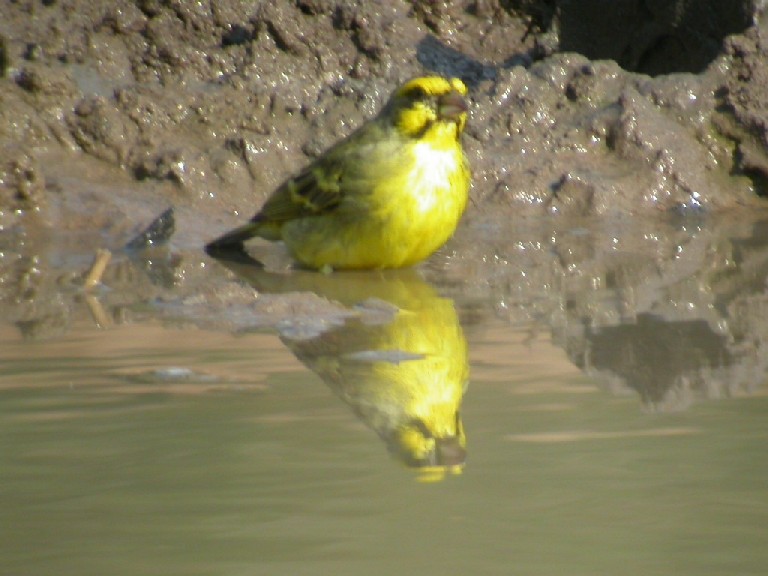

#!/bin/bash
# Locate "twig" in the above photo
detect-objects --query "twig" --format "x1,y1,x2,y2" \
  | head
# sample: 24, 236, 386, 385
83, 248, 112, 290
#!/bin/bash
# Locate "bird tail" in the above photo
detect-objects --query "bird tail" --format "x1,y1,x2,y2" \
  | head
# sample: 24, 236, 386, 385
205, 222, 262, 255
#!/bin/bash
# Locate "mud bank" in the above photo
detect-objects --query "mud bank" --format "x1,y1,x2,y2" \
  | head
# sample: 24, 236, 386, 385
1, 0, 767, 234
3, 1, 768, 413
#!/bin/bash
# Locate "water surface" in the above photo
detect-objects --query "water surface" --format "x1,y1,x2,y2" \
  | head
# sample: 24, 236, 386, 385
2, 215, 768, 576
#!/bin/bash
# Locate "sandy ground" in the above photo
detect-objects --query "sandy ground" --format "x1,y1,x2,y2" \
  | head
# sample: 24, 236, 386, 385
2, 1, 768, 409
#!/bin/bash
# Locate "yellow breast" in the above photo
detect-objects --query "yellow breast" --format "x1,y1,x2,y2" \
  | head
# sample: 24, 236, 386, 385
382, 142, 469, 265
284, 140, 469, 270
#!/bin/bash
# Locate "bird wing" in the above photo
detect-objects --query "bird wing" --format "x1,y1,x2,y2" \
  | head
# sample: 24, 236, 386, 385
254, 119, 397, 225
255, 156, 346, 224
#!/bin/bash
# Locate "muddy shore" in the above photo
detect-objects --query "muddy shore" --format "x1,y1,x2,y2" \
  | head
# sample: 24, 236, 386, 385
2, 1, 768, 408
2, 1, 768, 226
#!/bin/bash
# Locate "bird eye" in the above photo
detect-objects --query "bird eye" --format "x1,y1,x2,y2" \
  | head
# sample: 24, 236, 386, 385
406, 86, 427, 100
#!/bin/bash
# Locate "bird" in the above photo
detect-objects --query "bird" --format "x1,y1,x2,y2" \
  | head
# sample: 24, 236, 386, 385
205, 76, 470, 270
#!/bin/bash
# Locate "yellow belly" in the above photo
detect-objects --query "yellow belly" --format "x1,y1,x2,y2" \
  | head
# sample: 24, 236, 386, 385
282, 145, 469, 270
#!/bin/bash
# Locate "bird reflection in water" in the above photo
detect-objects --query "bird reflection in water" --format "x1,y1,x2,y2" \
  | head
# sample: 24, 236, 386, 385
217, 261, 469, 479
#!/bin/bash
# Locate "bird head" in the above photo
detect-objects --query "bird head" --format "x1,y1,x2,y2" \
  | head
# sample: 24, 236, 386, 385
384, 76, 469, 143
389, 411, 466, 473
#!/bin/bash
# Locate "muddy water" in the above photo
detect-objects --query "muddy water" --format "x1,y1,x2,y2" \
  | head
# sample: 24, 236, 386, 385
3, 216, 768, 576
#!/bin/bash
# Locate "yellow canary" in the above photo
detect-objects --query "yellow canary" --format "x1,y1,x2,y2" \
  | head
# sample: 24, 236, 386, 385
206, 76, 470, 270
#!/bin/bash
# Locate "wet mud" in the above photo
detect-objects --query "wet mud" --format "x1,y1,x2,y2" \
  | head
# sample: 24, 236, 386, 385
2, 1, 767, 225
4, 185, 768, 414
2, 1, 768, 414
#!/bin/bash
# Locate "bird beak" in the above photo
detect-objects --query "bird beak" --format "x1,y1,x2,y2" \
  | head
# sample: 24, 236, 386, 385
438, 90, 468, 122
433, 435, 466, 467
